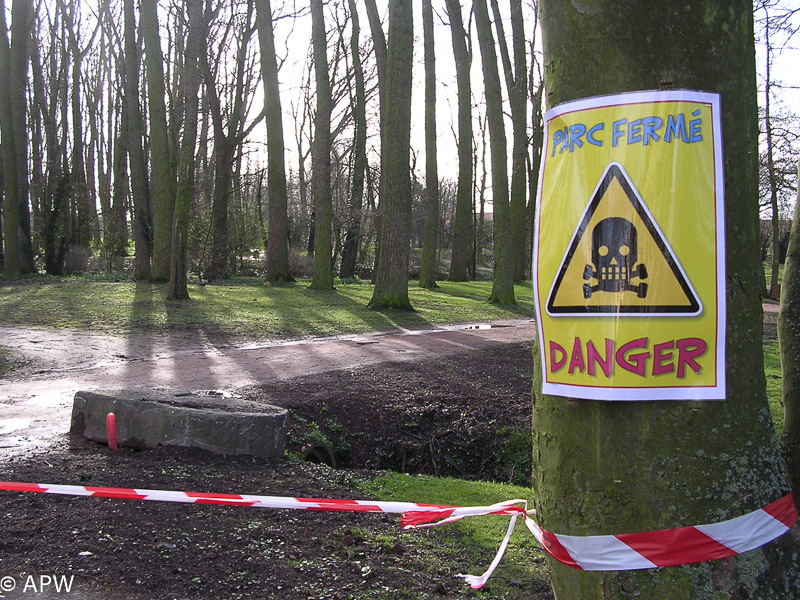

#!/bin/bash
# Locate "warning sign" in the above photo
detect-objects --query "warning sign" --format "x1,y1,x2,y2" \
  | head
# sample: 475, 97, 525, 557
547, 163, 701, 316
533, 90, 725, 401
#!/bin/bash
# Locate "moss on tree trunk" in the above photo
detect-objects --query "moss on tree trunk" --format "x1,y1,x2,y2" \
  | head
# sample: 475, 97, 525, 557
534, 2, 800, 598
368, 0, 413, 311
779, 158, 800, 508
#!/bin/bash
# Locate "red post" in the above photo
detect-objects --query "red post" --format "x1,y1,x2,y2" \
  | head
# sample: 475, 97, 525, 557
106, 412, 118, 451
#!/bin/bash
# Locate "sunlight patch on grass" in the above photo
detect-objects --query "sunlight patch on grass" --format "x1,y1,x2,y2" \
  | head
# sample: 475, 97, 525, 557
0, 279, 534, 339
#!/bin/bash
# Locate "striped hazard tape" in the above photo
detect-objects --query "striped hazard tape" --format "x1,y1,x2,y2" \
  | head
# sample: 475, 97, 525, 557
522, 493, 797, 572
0, 481, 795, 589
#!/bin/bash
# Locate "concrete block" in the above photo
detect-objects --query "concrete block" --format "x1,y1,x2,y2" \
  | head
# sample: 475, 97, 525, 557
71, 389, 287, 458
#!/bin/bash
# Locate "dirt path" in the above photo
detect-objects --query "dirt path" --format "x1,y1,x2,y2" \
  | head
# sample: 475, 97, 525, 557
0, 319, 535, 457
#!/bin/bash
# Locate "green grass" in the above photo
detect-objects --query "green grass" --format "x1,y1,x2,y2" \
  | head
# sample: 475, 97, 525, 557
0, 279, 533, 339
360, 473, 549, 597
763, 259, 785, 287
0, 346, 15, 376
764, 342, 784, 434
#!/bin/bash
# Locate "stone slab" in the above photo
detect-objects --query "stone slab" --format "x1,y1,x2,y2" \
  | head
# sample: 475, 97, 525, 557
70, 389, 287, 458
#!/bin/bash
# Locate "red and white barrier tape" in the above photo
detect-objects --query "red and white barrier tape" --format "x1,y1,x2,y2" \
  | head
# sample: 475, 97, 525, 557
522, 493, 797, 572
0, 481, 795, 589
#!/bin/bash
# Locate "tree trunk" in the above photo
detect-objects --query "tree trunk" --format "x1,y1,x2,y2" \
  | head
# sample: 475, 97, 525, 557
474, 0, 514, 304
141, 0, 176, 281
445, 0, 473, 283
2, 0, 35, 276
124, 0, 152, 281
363, 0, 386, 284
168, 0, 202, 301
0, 150, 4, 272
418, 0, 439, 289
256, 0, 293, 283
534, 2, 800, 597
367, 0, 413, 310
208, 137, 233, 281
110, 102, 130, 262
763, 14, 781, 296
779, 157, 800, 508
339, 0, 367, 281
0, 0, 20, 279
309, 0, 333, 290
490, 0, 528, 281
528, 62, 544, 280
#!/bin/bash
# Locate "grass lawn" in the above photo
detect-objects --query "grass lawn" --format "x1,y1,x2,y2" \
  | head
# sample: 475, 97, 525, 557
764, 342, 784, 435
0, 278, 534, 339
360, 473, 550, 597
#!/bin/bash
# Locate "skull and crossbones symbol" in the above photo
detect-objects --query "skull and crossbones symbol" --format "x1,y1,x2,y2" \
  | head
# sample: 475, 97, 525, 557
582, 217, 648, 299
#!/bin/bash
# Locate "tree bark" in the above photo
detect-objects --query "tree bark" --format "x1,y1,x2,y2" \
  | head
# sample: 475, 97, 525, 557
309, 0, 333, 290
2, 0, 35, 276
490, 0, 528, 281
124, 0, 152, 280
256, 0, 293, 283
363, 0, 387, 283
779, 157, 800, 508
534, 2, 800, 597
367, 0, 413, 310
418, 0, 439, 289
141, 0, 176, 281
202, 1, 257, 282
339, 0, 367, 281
445, 0, 473, 283
0, 0, 20, 279
168, 0, 203, 301
474, 0, 514, 304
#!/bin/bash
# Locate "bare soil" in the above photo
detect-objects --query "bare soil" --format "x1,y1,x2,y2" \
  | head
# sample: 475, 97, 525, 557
0, 321, 548, 600
249, 342, 535, 485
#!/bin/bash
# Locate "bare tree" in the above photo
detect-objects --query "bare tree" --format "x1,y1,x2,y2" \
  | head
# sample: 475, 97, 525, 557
490, 0, 527, 281
168, 0, 204, 300
367, 0, 413, 310
123, 0, 152, 280
474, 0, 514, 304
0, 0, 35, 278
418, 0, 439, 289
256, 0, 294, 283
202, 0, 263, 282
339, 0, 367, 280
309, 0, 334, 290
444, 0, 473, 282
142, 0, 177, 281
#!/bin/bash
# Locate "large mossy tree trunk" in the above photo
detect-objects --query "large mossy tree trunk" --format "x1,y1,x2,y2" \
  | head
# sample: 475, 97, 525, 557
779, 158, 800, 507
367, 0, 413, 311
534, 2, 800, 598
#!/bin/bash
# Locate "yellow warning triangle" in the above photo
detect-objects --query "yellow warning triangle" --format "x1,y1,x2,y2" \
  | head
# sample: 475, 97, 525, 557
546, 163, 701, 316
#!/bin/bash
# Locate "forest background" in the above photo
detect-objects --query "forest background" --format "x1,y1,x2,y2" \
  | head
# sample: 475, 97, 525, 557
1, 0, 797, 300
